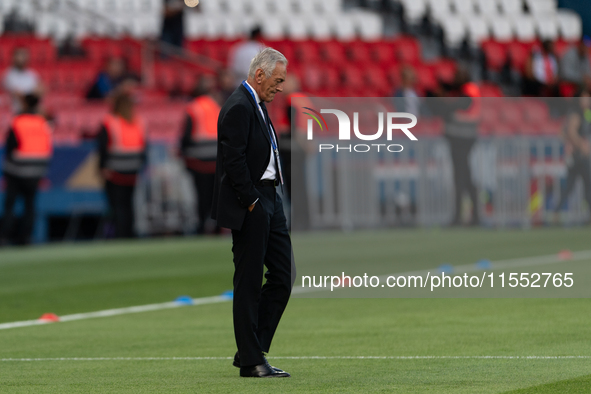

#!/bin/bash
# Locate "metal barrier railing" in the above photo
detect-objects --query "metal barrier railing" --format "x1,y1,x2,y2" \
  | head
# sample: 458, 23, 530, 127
301, 136, 590, 230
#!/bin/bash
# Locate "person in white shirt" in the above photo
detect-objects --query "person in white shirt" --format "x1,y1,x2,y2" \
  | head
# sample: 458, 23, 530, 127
2, 47, 43, 113
228, 27, 265, 87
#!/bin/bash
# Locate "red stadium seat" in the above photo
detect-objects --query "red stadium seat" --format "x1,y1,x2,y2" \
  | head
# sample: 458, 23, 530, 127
347, 41, 371, 64
386, 64, 402, 90
323, 66, 341, 94
294, 41, 321, 64
81, 38, 141, 70
559, 82, 577, 97
429, 59, 456, 84
322, 41, 347, 65
178, 70, 198, 94
49, 62, 97, 92
479, 102, 499, 136
371, 41, 395, 64
342, 65, 364, 91
199, 40, 230, 62
28, 39, 56, 65
507, 41, 536, 73
364, 65, 390, 96
479, 82, 504, 97
414, 64, 438, 92
496, 100, 525, 135
154, 63, 178, 93
539, 118, 564, 136
481, 40, 508, 72
479, 101, 518, 136
43, 93, 84, 111
394, 36, 421, 65
300, 64, 324, 93
521, 99, 549, 125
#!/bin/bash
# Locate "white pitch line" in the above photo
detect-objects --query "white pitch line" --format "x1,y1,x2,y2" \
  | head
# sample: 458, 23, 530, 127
291, 249, 591, 295
0, 356, 589, 362
0, 295, 231, 331
1, 249, 589, 331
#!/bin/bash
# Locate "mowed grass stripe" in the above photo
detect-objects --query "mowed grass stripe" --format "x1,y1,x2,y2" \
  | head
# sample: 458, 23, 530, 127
1, 295, 590, 392
1, 245, 589, 330
1, 229, 591, 392
1, 356, 590, 361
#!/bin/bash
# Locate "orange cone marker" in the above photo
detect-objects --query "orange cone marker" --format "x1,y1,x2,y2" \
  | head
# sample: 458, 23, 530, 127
38, 313, 60, 323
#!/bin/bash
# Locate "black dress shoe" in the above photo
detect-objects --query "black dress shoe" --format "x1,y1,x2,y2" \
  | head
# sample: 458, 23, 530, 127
233, 352, 284, 372
239, 360, 290, 378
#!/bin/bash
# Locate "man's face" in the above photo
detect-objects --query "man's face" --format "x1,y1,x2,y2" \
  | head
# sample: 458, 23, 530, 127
257, 63, 286, 103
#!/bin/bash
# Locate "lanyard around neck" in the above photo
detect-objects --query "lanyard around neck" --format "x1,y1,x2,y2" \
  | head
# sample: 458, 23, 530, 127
242, 81, 278, 151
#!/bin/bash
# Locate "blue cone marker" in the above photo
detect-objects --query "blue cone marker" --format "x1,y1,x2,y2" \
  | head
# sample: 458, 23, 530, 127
175, 296, 194, 305
476, 259, 492, 270
221, 290, 234, 299
438, 264, 454, 273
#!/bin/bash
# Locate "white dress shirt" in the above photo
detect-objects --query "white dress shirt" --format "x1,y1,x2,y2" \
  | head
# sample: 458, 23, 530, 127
244, 81, 277, 181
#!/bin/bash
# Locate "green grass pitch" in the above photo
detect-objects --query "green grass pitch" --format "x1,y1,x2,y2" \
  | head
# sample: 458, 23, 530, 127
1, 228, 591, 393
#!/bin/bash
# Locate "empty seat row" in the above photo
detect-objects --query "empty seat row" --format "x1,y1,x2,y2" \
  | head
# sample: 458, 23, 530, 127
185, 11, 383, 41
439, 10, 581, 48
399, 0, 557, 24
35, 13, 161, 40
36, 0, 162, 16
186, 37, 423, 66
198, 0, 343, 15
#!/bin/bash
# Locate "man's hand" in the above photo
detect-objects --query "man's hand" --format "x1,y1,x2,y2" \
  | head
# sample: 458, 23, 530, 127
248, 202, 256, 212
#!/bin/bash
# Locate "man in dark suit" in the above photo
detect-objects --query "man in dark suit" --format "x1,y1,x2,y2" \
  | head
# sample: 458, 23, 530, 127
212, 48, 294, 378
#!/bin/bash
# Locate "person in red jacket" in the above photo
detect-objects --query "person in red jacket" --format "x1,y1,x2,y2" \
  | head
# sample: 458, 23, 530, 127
0, 94, 52, 245
97, 92, 146, 238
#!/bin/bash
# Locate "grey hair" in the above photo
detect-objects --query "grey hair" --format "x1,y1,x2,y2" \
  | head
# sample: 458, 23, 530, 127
248, 47, 288, 79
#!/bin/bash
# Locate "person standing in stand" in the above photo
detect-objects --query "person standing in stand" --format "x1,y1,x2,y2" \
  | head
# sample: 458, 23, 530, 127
0, 94, 52, 245
97, 92, 147, 238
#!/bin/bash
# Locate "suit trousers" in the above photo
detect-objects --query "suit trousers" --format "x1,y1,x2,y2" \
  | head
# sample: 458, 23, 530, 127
231, 185, 293, 367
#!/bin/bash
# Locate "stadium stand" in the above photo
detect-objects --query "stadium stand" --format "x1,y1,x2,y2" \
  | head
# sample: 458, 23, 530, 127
0, 0, 588, 147
0, 0, 590, 240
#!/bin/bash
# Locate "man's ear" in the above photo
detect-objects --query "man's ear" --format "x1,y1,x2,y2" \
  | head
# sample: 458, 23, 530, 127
256, 69, 264, 84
